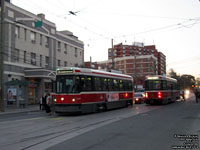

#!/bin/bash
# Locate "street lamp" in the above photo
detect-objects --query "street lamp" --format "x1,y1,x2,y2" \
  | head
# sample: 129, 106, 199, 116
0, 0, 5, 112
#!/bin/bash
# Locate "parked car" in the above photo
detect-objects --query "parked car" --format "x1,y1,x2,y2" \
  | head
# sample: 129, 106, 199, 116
134, 92, 145, 104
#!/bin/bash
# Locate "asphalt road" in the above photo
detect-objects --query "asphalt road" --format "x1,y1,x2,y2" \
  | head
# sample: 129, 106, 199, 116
46, 96, 200, 150
0, 94, 199, 150
0, 111, 46, 122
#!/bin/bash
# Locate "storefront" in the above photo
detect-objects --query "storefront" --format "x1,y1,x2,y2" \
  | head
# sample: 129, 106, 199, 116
5, 80, 28, 107
24, 68, 56, 104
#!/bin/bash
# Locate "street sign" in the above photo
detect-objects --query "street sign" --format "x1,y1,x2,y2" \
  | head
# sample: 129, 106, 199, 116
34, 21, 42, 27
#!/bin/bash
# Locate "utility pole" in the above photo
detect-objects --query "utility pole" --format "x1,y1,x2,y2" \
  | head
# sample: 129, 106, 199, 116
111, 39, 115, 70
134, 48, 137, 91
0, 0, 5, 112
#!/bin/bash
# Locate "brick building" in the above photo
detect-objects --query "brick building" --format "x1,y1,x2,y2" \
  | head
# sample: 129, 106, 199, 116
85, 42, 166, 88
108, 43, 166, 75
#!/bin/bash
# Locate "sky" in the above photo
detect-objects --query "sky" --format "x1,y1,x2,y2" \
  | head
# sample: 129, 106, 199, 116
12, 0, 200, 78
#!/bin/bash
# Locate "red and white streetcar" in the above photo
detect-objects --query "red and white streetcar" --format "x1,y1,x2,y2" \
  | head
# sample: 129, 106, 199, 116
52, 67, 134, 114
144, 75, 180, 104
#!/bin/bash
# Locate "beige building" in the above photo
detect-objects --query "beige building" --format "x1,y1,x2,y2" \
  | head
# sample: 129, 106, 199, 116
1, 1, 84, 105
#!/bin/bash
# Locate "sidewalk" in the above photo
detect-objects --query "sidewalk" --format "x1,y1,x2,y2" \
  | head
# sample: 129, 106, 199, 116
0, 104, 40, 115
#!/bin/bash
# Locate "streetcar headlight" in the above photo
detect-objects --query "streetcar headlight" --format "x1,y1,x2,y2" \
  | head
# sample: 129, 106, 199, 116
72, 98, 76, 102
185, 90, 190, 95
54, 99, 57, 102
61, 97, 64, 101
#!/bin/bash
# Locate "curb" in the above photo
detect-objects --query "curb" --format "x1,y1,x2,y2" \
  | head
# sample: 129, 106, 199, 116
0, 108, 40, 115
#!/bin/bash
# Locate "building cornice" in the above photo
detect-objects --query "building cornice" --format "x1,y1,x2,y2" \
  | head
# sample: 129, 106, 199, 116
5, 2, 56, 27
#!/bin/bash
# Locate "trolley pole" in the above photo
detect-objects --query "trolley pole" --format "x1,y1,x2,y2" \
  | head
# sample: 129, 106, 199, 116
0, 0, 5, 112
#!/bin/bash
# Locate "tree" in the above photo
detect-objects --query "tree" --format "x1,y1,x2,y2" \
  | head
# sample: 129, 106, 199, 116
168, 69, 195, 90
168, 68, 180, 82
179, 74, 195, 90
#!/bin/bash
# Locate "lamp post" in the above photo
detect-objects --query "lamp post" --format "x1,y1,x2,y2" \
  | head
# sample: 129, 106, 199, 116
111, 39, 115, 70
0, 0, 5, 112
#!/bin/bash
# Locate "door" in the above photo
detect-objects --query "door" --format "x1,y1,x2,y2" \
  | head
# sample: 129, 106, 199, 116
28, 87, 35, 104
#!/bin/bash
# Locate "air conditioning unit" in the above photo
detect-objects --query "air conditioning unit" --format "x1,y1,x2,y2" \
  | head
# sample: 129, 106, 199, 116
31, 58, 36, 62
45, 42, 49, 48
31, 58, 36, 65
31, 40, 36, 44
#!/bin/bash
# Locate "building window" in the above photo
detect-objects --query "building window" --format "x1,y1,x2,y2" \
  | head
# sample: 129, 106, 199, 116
40, 55, 42, 66
64, 44, 67, 54
31, 53, 36, 65
45, 56, 49, 67
14, 49, 19, 62
24, 51, 26, 63
75, 48, 77, 57
57, 60, 61, 66
57, 41, 61, 52
30, 31, 36, 43
24, 28, 27, 40
45, 36, 49, 48
40, 34, 42, 45
15, 26, 20, 38
64, 61, 67, 67
130, 48, 133, 55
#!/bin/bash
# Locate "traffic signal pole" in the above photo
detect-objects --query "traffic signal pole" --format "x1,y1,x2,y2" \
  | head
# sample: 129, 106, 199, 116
0, 0, 5, 112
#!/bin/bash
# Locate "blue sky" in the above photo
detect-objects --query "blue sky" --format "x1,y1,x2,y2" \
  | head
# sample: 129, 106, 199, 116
12, 0, 200, 77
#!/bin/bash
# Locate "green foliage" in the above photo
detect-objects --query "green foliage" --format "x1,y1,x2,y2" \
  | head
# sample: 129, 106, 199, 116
168, 69, 195, 90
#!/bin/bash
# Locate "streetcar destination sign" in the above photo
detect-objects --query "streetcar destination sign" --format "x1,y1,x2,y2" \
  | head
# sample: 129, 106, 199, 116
57, 70, 73, 74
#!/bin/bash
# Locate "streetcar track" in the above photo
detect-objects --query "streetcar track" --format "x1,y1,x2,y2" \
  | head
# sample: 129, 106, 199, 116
0, 103, 162, 150
21, 118, 116, 150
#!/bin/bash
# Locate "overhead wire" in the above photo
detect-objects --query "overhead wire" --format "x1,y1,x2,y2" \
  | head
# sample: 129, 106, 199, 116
11, 0, 200, 72
13, 0, 200, 43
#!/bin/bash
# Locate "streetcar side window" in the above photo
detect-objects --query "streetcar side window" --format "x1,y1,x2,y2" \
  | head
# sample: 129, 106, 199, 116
127, 81, 133, 91
119, 80, 124, 91
124, 80, 128, 91
85, 76, 93, 91
74, 76, 82, 93
94, 77, 102, 91
123, 80, 132, 91
162, 81, 167, 90
167, 81, 172, 90
102, 78, 108, 91
108, 78, 113, 91
113, 79, 119, 91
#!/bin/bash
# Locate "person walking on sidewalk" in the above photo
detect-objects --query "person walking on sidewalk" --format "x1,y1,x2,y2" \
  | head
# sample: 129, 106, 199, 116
39, 95, 43, 110
44, 93, 51, 115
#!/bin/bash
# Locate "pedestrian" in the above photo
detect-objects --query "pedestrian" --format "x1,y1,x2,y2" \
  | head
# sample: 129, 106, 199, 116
194, 89, 199, 103
180, 90, 185, 101
44, 93, 51, 115
42, 95, 46, 110
39, 95, 43, 110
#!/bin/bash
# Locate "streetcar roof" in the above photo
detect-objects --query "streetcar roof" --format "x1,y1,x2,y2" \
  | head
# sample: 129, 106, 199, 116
145, 75, 177, 83
56, 67, 133, 80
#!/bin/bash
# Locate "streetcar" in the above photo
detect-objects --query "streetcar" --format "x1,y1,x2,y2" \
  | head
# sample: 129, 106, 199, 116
52, 67, 134, 114
144, 75, 180, 104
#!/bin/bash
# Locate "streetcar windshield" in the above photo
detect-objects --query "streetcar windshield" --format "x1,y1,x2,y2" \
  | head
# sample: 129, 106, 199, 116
56, 76, 75, 93
145, 80, 162, 91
